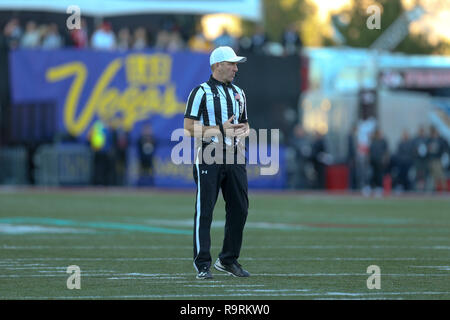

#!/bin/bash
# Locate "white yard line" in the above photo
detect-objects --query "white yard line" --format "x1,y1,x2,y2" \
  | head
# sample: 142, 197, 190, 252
1, 245, 193, 250
251, 273, 449, 277
2, 245, 450, 250
409, 266, 450, 271
2, 257, 449, 262
107, 277, 186, 280
184, 284, 266, 287
0, 272, 448, 278
8, 291, 450, 299
0, 224, 94, 234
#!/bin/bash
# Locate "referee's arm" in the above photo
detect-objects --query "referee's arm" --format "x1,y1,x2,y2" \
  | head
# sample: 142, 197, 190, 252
235, 89, 250, 138
234, 121, 250, 138
184, 117, 244, 138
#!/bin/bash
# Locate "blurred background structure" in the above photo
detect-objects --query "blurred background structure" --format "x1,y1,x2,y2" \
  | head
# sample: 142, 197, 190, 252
0, 0, 449, 194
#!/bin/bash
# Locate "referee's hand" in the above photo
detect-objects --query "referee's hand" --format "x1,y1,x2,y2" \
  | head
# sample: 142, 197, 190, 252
223, 116, 246, 137
234, 125, 249, 138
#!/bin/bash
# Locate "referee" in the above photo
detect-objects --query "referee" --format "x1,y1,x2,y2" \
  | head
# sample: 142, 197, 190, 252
184, 46, 251, 279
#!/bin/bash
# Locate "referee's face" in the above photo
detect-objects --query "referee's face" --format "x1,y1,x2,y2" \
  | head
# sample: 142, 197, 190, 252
217, 61, 238, 83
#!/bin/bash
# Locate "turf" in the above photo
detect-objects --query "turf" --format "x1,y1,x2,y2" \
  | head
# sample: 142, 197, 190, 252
0, 189, 449, 300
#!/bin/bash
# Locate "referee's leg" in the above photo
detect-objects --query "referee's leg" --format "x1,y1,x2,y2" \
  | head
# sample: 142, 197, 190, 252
219, 163, 249, 265
193, 161, 221, 271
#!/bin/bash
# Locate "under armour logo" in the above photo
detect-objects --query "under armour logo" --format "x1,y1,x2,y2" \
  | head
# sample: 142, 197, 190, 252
201, 170, 208, 174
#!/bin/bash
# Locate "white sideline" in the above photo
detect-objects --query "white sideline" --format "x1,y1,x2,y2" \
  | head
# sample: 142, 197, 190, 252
8, 291, 450, 299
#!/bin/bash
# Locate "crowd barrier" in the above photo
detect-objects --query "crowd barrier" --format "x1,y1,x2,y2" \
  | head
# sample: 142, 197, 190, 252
33, 144, 92, 186
0, 147, 28, 185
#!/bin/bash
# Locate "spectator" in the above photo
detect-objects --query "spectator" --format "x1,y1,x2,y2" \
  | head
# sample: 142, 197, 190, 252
427, 126, 448, 192
111, 127, 129, 186
237, 35, 252, 54
411, 126, 429, 191
132, 27, 148, 50
369, 128, 389, 197
155, 29, 171, 50
356, 117, 376, 196
167, 30, 184, 52
289, 124, 312, 189
3, 18, 22, 49
188, 29, 213, 53
117, 27, 131, 51
250, 25, 267, 54
213, 28, 237, 50
91, 21, 116, 50
70, 18, 88, 48
88, 120, 112, 186
311, 131, 329, 189
20, 21, 41, 48
347, 124, 358, 190
394, 130, 413, 192
282, 23, 302, 56
41, 23, 63, 49
137, 124, 156, 186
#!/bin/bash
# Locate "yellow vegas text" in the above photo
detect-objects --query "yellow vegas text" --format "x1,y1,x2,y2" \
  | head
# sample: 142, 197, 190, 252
46, 53, 185, 137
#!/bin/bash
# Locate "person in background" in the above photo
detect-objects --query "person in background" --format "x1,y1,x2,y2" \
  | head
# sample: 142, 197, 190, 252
70, 18, 88, 48
394, 130, 413, 192
356, 117, 376, 196
289, 124, 312, 189
369, 128, 389, 197
132, 27, 148, 50
213, 28, 237, 50
155, 29, 171, 50
167, 29, 184, 52
137, 124, 156, 185
117, 27, 131, 51
347, 124, 358, 190
250, 24, 267, 54
3, 18, 22, 49
282, 23, 302, 56
91, 21, 116, 50
20, 21, 41, 48
427, 126, 448, 192
311, 131, 328, 189
111, 127, 129, 186
188, 26, 213, 53
411, 126, 429, 191
41, 23, 63, 49
88, 120, 112, 186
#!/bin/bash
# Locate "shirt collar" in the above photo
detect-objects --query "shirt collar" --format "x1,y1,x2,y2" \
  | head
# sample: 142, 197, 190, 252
208, 75, 232, 88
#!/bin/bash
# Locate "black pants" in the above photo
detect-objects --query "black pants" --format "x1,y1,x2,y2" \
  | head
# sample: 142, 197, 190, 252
370, 160, 384, 188
93, 151, 111, 186
192, 149, 249, 271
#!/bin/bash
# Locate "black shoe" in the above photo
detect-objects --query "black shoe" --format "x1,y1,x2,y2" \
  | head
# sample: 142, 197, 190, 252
196, 268, 213, 280
214, 259, 250, 277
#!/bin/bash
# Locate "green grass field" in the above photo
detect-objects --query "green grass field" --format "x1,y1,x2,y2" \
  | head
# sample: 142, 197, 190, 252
0, 189, 449, 300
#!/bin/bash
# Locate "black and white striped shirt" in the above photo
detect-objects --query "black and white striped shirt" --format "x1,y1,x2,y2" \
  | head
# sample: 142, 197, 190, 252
184, 75, 248, 145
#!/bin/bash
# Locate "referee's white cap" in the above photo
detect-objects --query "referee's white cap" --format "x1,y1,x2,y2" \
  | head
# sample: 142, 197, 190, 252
210, 46, 247, 66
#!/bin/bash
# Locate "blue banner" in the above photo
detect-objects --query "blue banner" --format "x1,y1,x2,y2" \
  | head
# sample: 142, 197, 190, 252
9, 49, 287, 188
151, 144, 287, 189
10, 48, 210, 143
